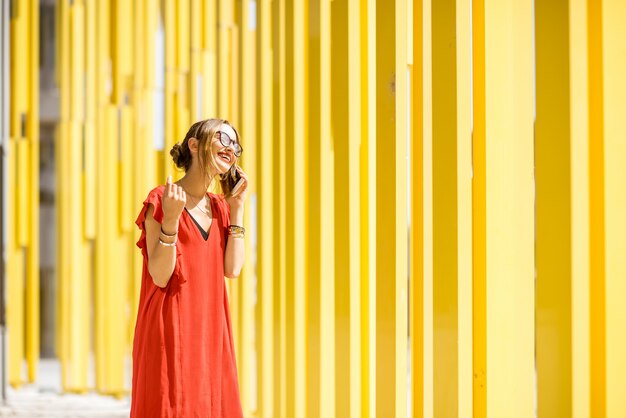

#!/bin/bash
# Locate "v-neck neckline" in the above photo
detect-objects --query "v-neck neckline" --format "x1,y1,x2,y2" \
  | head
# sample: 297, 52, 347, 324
184, 193, 214, 241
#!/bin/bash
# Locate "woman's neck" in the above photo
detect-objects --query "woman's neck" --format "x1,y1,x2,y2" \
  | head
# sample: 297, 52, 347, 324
177, 165, 215, 198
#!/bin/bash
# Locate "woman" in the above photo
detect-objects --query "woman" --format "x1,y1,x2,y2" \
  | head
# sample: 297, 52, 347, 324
130, 119, 248, 417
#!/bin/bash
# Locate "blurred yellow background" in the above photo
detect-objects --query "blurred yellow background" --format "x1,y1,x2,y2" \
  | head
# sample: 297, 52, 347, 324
1, 0, 626, 417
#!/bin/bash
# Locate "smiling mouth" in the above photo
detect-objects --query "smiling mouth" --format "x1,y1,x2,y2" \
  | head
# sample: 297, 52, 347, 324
217, 152, 231, 163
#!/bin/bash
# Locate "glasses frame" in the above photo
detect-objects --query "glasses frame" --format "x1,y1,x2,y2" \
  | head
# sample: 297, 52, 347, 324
216, 131, 243, 157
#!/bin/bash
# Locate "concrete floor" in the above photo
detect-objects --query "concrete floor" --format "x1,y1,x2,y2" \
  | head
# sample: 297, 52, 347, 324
0, 360, 130, 418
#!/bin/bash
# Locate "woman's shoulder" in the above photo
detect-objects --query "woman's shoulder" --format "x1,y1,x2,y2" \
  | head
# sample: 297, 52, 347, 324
147, 184, 166, 199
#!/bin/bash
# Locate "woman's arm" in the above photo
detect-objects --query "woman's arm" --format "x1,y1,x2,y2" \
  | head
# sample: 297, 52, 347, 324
224, 167, 248, 278
146, 176, 187, 287
224, 206, 245, 278
145, 208, 180, 287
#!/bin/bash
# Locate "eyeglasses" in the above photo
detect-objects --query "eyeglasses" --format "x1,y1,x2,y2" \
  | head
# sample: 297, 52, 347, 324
216, 131, 243, 157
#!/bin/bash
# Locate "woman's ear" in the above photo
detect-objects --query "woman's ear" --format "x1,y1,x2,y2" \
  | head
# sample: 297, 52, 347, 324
188, 137, 198, 153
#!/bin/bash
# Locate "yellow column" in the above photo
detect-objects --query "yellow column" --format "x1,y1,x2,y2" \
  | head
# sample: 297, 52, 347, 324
347, 0, 363, 417
306, 0, 322, 416
292, 0, 308, 416
360, 1, 373, 417
375, 0, 408, 416
535, 0, 573, 417
410, 0, 425, 415
234, 1, 257, 415
484, 0, 534, 416
472, 0, 487, 414
8, 0, 39, 386
603, 1, 626, 417
588, 0, 605, 415
569, 0, 591, 416
432, 0, 459, 415
257, 1, 275, 416
320, 0, 336, 416
25, 0, 40, 384
331, 0, 350, 416
94, 0, 112, 393
456, 0, 473, 415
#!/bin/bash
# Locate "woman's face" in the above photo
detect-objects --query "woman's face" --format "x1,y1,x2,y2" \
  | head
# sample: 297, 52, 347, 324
209, 123, 240, 174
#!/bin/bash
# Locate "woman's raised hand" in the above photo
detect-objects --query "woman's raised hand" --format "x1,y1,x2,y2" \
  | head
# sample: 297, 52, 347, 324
162, 175, 187, 222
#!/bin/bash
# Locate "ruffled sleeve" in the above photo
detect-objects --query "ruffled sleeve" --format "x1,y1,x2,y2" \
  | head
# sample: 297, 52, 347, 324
135, 186, 187, 286
135, 186, 166, 255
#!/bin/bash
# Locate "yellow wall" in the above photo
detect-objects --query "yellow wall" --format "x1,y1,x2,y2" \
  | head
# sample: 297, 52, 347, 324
5, 0, 626, 417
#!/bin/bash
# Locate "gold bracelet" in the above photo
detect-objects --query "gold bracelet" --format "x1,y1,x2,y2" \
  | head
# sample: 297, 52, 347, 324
158, 238, 177, 247
228, 225, 245, 236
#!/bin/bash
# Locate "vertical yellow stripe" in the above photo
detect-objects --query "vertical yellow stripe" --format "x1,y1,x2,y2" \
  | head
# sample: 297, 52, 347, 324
347, 0, 362, 417
257, 1, 275, 416
292, 0, 308, 416
536, 0, 573, 416
432, 0, 458, 415
306, 0, 322, 416
410, 0, 424, 415
588, 0, 605, 415
320, 0, 336, 416
394, 0, 408, 415
456, 0, 473, 415
421, 0, 434, 415
570, 0, 591, 416
484, 0, 534, 416
603, 1, 626, 417
330, 0, 349, 416
359, 1, 372, 416
472, 0, 487, 414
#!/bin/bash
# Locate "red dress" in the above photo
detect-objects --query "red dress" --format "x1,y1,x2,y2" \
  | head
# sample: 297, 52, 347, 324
130, 185, 243, 418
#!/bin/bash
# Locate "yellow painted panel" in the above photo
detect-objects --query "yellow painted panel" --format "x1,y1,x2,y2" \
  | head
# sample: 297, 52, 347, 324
177, 0, 190, 71
587, 0, 605, 415
70, 3, 85, 122
319, 0, 336, 416
603, 1, 626, 417
484, 0, 534, 416
134, 0, 145, 89
569, 1, 591, 416
471, 0, 487, 415
84, 123, 96, 239
119, 106, 134, 232
202, 50, 217, 119
347, 1, 363, 417
144, 0, 157, 88
7, 136, 24, 387
455, 0, 473, 415
16, 138, 30, 247
432, 0, 459, 415
330, 0, 350, 415
394, 2, 408, 417
63, 122, 88, 392
257, 1, 275, 416
8, 248, 25, 388
218, 0, 233, 117
238, 1, 257, 415
360, 1, 373, 417
26, 0, 40, 380
410, 0, 425, 416
535, 1, 572, 417
366, 0, 379, 415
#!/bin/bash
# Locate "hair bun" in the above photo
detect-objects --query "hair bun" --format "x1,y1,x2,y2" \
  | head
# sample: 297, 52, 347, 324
170, 142, 191, 170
